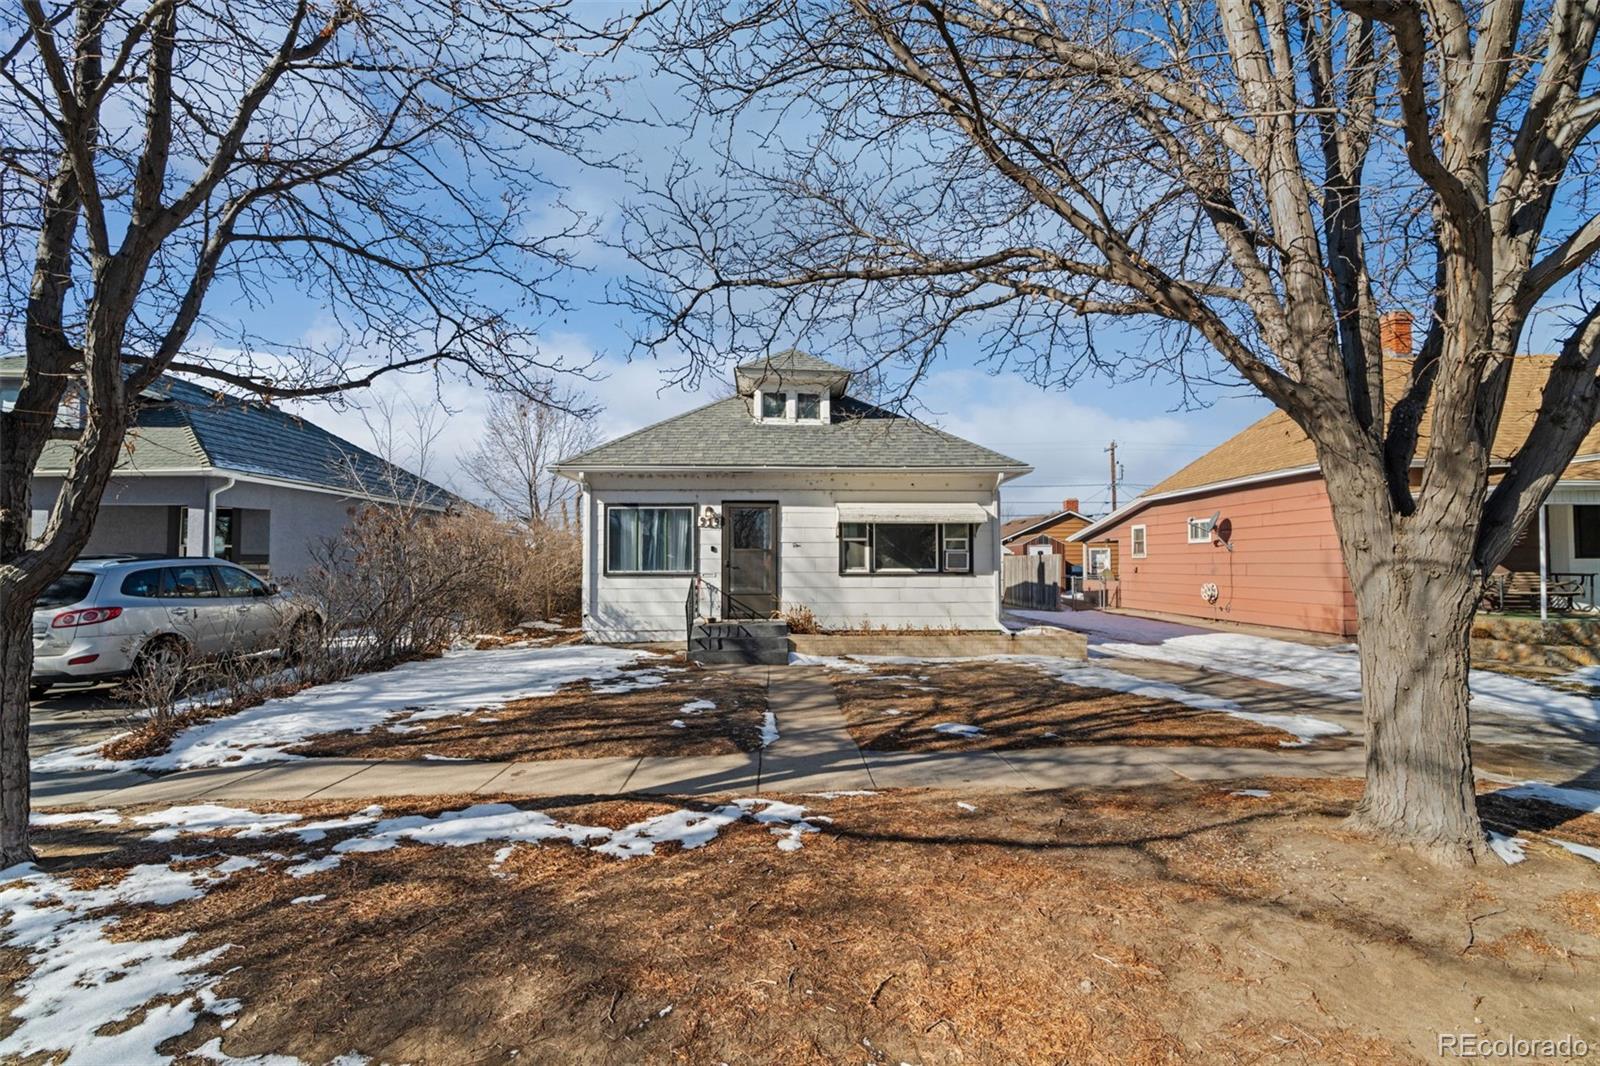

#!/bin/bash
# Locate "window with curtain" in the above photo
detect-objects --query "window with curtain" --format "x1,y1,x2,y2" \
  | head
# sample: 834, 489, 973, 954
607, 505, 694, 573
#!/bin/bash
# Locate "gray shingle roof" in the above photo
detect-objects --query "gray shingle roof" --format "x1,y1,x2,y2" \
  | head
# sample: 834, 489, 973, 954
5, 358, 457, 506
556, 394, 1031, 473
734, 350, 852, 375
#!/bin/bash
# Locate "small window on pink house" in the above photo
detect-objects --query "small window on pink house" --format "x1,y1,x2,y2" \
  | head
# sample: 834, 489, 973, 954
1130, 525, 1147, 558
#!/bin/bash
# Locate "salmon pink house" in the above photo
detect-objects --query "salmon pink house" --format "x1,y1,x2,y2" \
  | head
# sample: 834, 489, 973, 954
1071, 354, 1600, 636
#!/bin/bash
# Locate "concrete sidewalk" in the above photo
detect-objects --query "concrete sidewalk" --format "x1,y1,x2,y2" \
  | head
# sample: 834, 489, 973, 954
30, 664, 1366, 809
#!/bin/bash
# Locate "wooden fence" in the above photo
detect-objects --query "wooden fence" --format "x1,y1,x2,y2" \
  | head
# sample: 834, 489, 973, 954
1002, 553, 1063, 610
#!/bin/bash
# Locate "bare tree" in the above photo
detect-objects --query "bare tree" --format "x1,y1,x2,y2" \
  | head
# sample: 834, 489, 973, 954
0, 0, 629, 863
465, 390, 597, 526
626, 0, 1600, 862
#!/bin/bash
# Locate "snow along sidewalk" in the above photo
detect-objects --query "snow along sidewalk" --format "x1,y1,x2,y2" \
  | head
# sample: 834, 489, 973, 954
29, 654, 1370, 809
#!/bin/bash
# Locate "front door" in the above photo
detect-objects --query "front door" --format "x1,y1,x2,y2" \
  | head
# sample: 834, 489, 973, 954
722, 503, 779, 619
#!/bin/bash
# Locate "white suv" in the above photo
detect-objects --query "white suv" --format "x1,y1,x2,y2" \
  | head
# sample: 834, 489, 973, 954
30, 556, 323, 698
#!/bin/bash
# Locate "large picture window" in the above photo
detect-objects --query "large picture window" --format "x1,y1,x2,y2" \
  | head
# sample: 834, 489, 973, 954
840, 522, 974, 575
607, 505, 694, 574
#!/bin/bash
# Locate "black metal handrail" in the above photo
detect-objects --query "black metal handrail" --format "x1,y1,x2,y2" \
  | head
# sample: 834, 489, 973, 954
684, 574, 726, 652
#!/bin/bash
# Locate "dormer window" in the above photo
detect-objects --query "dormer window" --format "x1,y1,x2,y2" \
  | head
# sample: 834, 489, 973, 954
761, 391, 787, 419
796, 393, 821, 420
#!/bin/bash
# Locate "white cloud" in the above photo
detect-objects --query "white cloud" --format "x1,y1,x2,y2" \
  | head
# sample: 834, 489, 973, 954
912, 368, 1268, 517
281, 349, 1266, 517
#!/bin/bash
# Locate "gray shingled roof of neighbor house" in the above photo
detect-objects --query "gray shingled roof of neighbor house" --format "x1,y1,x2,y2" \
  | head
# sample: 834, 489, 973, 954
557, 394, 1032, 472
4, 357, 457, 507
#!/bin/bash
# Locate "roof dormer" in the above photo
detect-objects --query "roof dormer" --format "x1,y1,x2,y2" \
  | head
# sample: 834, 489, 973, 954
735, 350, 851, 425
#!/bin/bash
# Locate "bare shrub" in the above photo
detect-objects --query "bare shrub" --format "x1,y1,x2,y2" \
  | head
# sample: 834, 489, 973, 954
298, 503, 581, 673
777, 604, 821, 634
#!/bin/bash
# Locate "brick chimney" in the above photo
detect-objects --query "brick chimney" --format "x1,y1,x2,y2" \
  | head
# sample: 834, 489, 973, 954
1061, 498, 1080, 514
1379, 311, 1413, 358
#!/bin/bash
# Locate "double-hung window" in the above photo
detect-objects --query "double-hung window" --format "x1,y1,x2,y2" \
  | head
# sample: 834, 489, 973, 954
1130, 525, 1148, 558
607, 505, 694, 574
840, 522, 974, 575
1186, 517, 1212, 544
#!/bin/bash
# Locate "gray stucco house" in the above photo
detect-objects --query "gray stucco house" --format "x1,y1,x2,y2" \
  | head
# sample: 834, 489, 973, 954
5, 357, 455, 578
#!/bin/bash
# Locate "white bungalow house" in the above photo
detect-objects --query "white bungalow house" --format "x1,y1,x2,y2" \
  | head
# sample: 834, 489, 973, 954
554, 351, 1032, 647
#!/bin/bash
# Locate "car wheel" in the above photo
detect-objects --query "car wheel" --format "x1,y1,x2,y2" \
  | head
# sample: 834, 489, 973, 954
28, 682, 51, 701
133, 636, 191, 692
286, 615, 324, 666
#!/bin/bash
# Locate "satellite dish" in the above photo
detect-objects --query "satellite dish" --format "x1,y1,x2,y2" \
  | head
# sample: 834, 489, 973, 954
1206, 510, 1221, 531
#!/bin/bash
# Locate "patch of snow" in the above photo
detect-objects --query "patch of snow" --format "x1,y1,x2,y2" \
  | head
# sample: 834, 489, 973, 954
323, 798, 826, 861
1553, 839, 1600, 864
133, 805, 304, 843
1096, 630, 1600, 730
679, 699, 717, 714
30, 809, 121, 827
804, 790, 880, 799
1495, 781, 1600, 814
1488, 831, 1528, 865
787, 652, 870, 673
34, 645, 663, 773
1560, 664, 1600, 687
669, 719, 687, 729
286, 855, 342, 879
421, 754, 472, 761
1229, 789, 1272, 798
290, 894, 326, 905
956, 802, 977, 812
760, 711, 780, 748
0, 861, 250, 1064
932, 722, 983, 737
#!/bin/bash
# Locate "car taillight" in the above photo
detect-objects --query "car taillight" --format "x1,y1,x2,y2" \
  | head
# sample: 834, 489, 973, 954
52, 606, 122, 628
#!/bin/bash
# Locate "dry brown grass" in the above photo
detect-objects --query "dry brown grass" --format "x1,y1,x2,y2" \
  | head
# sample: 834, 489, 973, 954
286, 661, 768, 761
11, 781, 1600, 1065
835, 661, 1299, 752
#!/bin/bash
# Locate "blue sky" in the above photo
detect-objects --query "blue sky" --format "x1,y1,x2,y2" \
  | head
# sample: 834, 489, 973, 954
270, 59, 1278, 519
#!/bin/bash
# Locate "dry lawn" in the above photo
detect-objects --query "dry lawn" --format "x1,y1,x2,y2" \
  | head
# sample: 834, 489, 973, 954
10, 780, 1600, 1065
836, 661, 1304, 752
287, 661, 769, 761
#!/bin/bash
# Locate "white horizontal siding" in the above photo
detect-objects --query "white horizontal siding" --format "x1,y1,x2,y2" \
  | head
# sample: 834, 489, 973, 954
580, 472, 1005, 641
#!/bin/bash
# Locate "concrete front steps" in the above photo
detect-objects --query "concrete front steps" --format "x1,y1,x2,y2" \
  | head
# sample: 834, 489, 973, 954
1472, 615, 1600, 672
688, 619, 791, 666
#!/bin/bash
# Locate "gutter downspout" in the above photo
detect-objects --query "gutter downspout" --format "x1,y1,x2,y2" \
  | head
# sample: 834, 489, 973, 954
206, 476, 237, 559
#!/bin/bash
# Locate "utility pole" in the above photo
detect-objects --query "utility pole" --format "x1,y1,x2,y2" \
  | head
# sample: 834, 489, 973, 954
1105, 441, 1120, 511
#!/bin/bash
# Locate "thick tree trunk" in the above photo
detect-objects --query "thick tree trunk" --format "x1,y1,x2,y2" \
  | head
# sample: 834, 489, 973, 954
0, 582, 37, 868
1343, 550, 1485, 864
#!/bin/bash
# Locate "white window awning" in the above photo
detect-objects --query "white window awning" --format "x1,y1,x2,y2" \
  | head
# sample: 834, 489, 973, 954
835, 503, 989, 524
